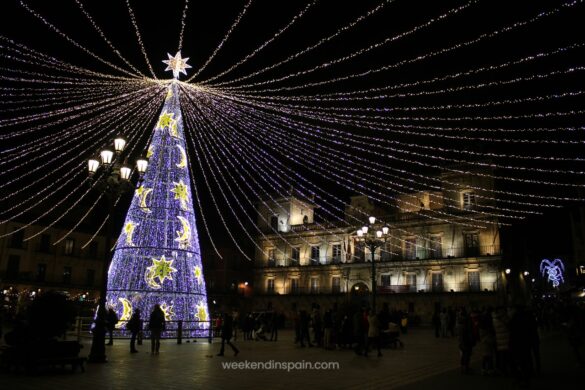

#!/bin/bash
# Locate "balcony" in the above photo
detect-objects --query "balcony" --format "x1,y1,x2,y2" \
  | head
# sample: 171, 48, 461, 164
263, 256, 345, 268
260, 282, 497, 296
261, 245, 500, 268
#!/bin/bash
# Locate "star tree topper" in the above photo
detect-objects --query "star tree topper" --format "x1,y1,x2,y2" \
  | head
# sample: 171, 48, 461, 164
163, 51, 191, 79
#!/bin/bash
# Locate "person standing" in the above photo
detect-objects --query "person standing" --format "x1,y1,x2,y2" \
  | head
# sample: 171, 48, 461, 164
440, 309, 449, 338
323, 309, 333, 349
299, 310, 313, 347
106, 307, 119, 346
457, 308, 475, 374
432, 309, 441, 338
366, 310, 382, 357
126, 308, 141, 353
269, 311, 278, 342
217, 312, 239, 356
148, 304, 165, 355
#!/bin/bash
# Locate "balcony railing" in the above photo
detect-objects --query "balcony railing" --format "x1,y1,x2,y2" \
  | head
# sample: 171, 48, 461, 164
262, 245, 500, 267
262, 282, 497, 295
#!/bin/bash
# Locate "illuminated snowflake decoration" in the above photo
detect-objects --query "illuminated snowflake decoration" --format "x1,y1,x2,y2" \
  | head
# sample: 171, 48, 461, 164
540, 258, 565, 288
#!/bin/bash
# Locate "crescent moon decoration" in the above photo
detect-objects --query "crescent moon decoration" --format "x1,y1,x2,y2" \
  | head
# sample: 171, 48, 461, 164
145, 266, 161, 289
135, 185, 153, 214
193, 265, 203, 285
160, 302, 175, 321
195, 300, 208, 322
175, 215, 191, 249
115, 297, 133, 329
123, 221, 138, 246
176, 145, 187, 169
169, 118, 180, 138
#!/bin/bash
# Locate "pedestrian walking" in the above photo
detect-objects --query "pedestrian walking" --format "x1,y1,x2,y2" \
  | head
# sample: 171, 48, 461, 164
148, 304, 165, 355
217, 312, 239, 356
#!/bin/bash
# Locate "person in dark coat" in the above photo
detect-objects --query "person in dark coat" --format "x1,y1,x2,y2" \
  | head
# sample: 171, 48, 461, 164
457, 308, 475, 374
106, 307, 119, 345
217, 312, 239, 356
299, 310, 313, 347
148, 304, 165, 355
126, 308, 142, 353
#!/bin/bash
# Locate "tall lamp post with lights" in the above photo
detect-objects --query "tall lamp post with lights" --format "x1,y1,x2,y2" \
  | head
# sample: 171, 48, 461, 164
86, 135, 148, 363
356, 216, 389, 313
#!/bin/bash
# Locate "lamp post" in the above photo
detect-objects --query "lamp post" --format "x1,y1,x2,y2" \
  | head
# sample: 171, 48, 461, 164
87, 135, 148, 363
356, 216, 389, 313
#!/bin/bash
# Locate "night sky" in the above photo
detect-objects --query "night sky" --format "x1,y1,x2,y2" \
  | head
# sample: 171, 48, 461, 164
0, 0, 584, 268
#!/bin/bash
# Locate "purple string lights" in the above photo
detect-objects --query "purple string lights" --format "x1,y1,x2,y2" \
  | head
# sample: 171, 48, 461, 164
106, 82, 209, 336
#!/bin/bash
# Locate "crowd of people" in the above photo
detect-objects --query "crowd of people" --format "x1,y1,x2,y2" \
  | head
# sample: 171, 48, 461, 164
430, 299, 585, 386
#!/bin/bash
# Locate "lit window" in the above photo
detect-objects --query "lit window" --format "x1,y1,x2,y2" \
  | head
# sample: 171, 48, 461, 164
64, 238, 75, 256
463, 192, 476, 210
332, 277, 341, 293
267, 279, 275, 293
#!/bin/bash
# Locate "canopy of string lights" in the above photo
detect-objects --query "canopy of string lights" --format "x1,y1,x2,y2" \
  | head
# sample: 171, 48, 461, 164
0, 0, 584, 261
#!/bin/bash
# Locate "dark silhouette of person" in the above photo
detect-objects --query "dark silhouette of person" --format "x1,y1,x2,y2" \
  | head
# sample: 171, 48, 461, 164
217, 312, 239, 356
148, 304, 165, 355
270, 311, 278, 342
299, 310, 313, 347
106, 307, 119, 345
126, 308, 142, 353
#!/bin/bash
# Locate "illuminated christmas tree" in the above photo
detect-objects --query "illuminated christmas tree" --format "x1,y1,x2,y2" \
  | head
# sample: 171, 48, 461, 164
106, 52, 208, 336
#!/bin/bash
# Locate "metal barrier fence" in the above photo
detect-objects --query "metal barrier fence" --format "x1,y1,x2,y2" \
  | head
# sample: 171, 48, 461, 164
71, 317, 214, 344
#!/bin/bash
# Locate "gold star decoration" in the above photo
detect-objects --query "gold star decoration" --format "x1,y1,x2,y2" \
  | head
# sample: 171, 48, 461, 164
195, 301, 208, 322
123, 221, 137, 246
160, 302, 175, 321
145, 255, 177, 287
193, 266, 203, 285
156, 110, 175, 130
162, 51, 192, 79
171, 180, 189, 210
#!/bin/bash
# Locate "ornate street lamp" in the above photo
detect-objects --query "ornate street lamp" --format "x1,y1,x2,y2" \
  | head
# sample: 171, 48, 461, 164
355, 216, 390, 312
86, 136, 148, 363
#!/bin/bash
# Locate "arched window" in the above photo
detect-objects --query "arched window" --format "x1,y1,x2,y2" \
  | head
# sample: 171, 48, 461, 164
303, 215, 309, 224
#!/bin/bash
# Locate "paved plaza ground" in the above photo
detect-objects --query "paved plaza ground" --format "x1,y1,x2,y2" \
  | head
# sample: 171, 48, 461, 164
0, 328, 581, 390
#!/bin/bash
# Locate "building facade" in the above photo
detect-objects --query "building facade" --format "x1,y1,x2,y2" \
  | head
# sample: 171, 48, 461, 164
0, 222, 106, 299
253, 171, 504, 321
